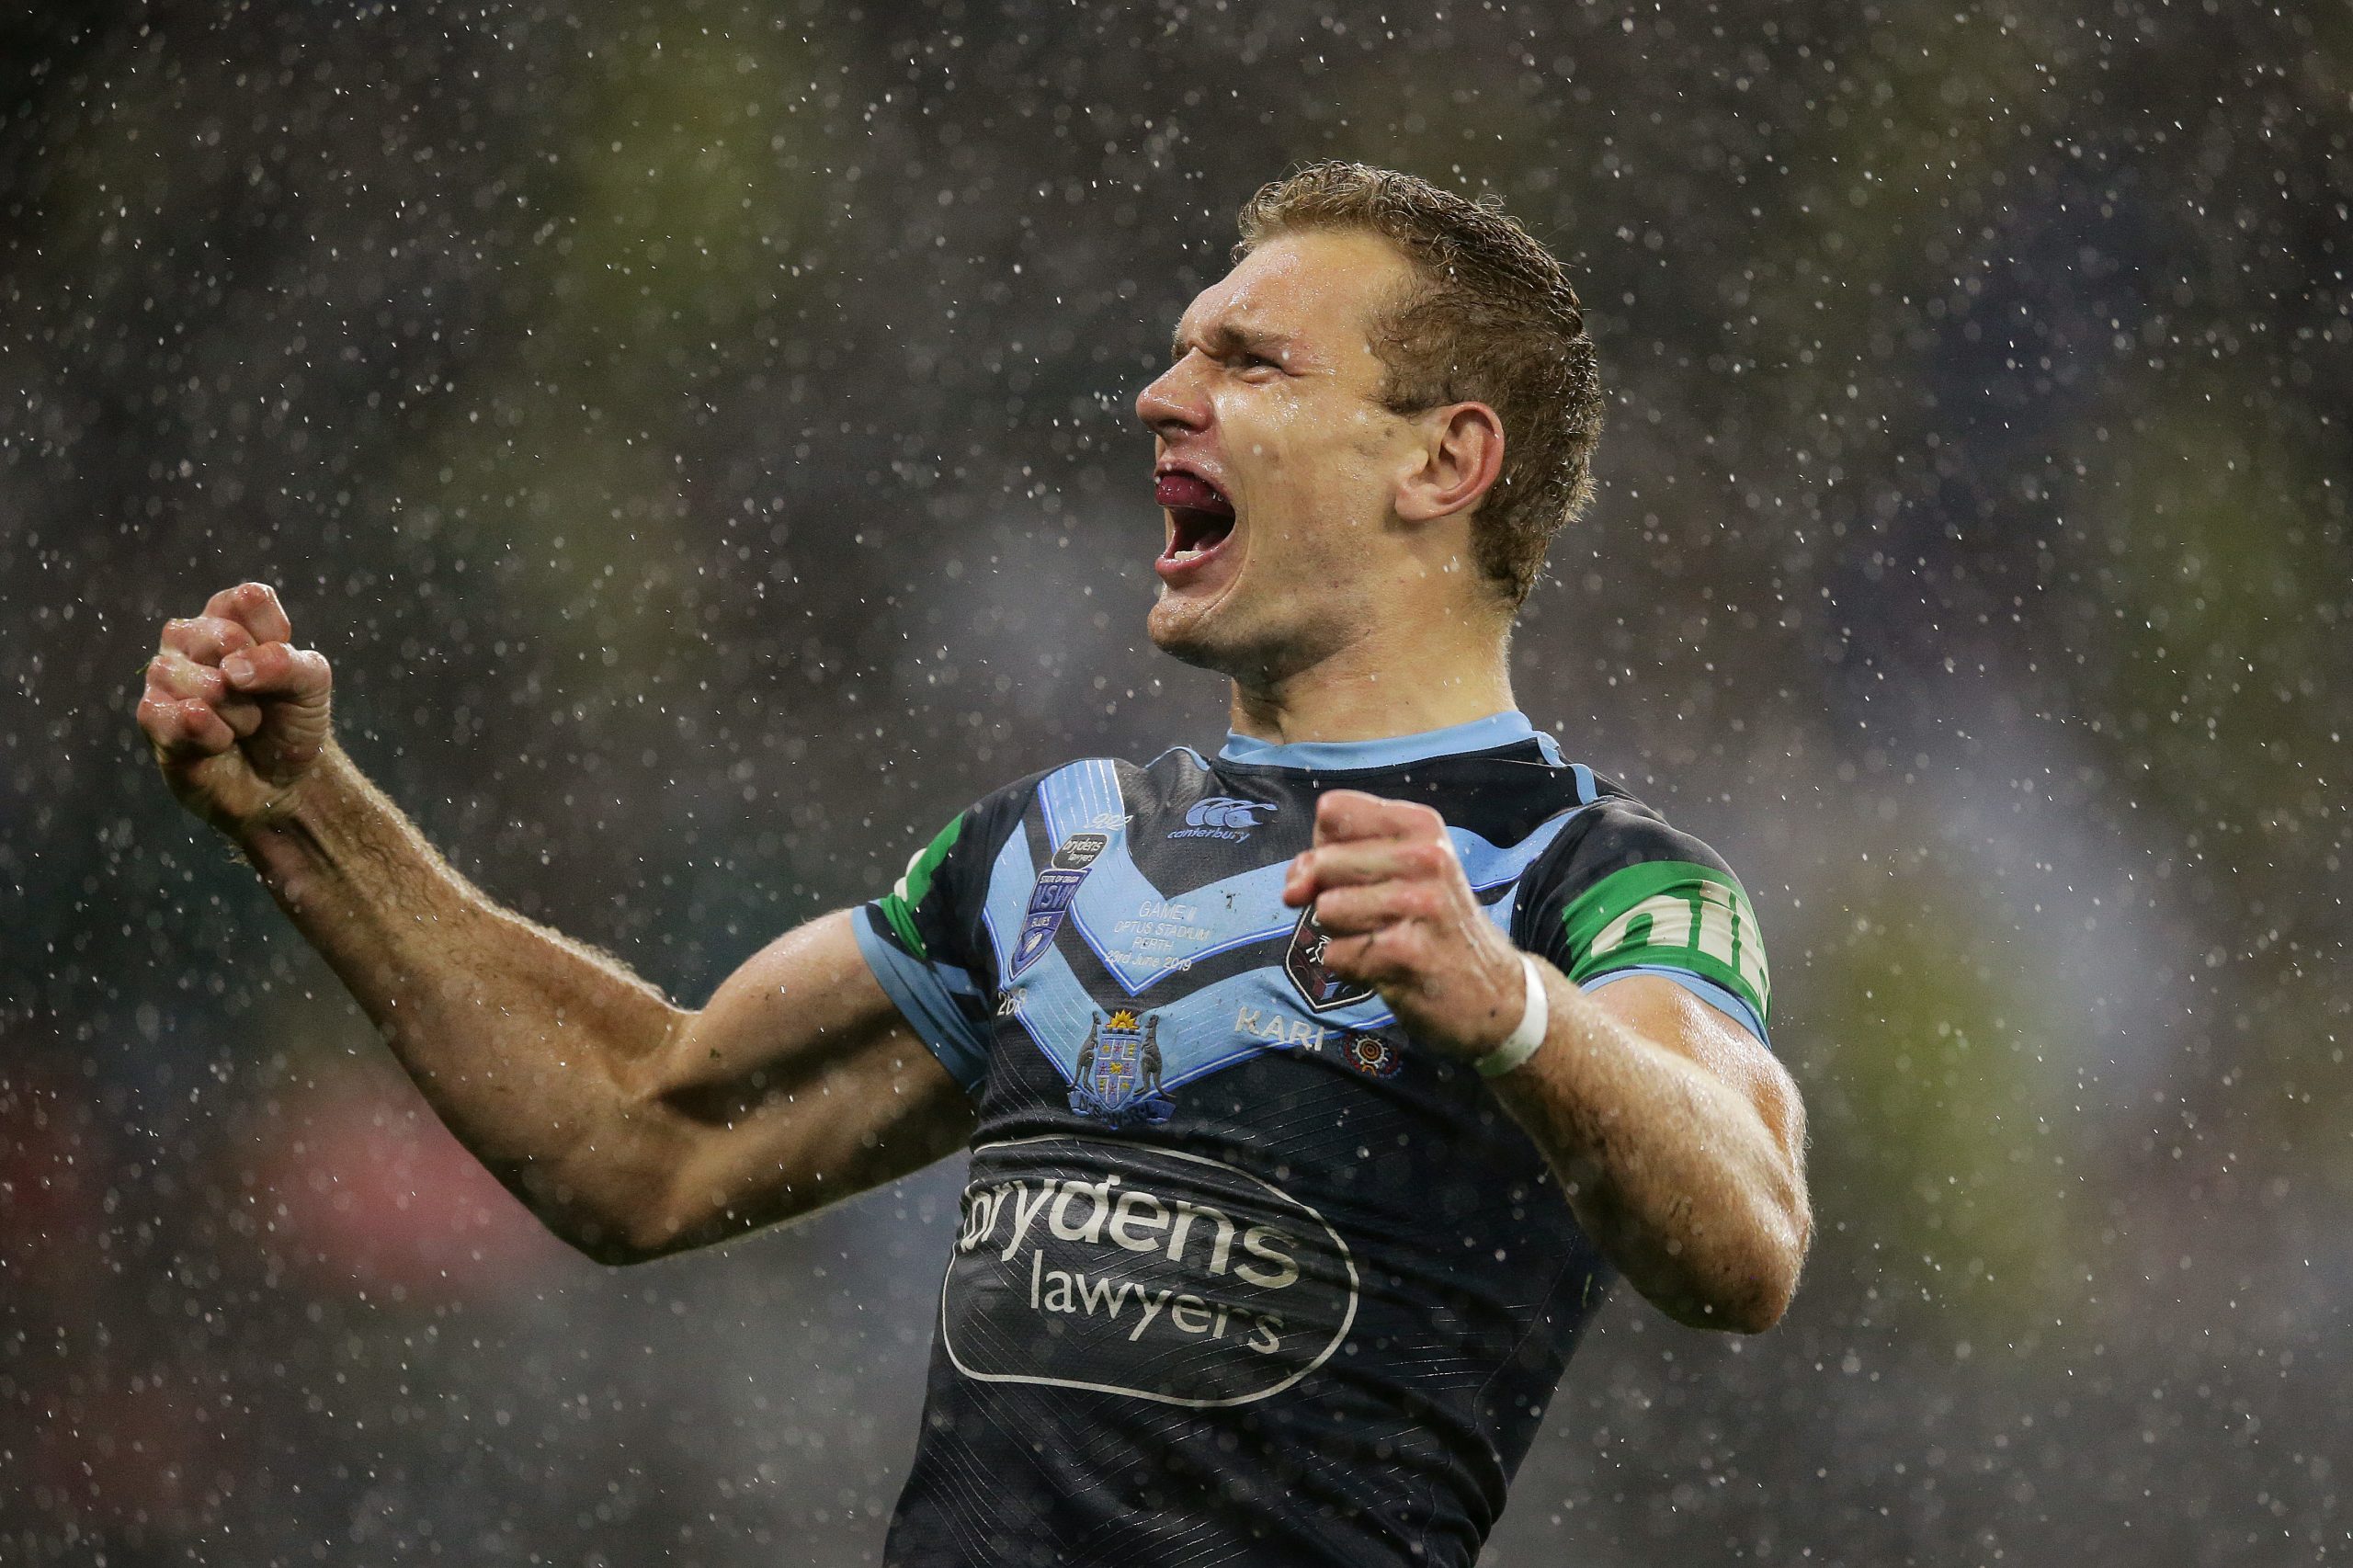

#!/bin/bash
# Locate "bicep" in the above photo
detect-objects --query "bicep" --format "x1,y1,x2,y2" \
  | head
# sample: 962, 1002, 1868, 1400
671, 908, 922, 1095
1585, 971, 1805, 1160
637, 910, 977, 1249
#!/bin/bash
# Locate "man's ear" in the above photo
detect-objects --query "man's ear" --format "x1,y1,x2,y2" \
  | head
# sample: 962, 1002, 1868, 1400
1394, 402, 1506, 523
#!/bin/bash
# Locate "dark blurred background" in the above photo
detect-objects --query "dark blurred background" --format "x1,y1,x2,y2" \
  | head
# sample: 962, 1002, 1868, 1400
3, 1, 2347, 1562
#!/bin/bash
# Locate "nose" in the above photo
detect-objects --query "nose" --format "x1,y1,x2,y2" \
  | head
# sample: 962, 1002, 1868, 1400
1135, 354, 1208, 438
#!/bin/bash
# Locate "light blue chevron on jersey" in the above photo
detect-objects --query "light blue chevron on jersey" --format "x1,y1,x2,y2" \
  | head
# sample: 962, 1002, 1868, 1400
1032, 757, 1592, 995
979, 822, 1399, 1087
991, 761, 1596, 1089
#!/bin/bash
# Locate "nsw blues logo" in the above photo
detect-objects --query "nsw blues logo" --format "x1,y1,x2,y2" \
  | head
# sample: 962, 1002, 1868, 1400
1069, 1009, 1176, 1128
1168, 795, 1278, 843
1009, 830, 1108, 977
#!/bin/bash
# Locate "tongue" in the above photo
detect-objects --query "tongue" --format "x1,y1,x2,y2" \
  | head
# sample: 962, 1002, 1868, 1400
1154, 472, 1233, 516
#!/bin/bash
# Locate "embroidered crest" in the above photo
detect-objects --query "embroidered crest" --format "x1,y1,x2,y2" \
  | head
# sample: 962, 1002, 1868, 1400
1338, 1031, 1403, 1079
1069, 1009, 1176, 1128
1009, 830, 1109, 977
1283, 903, 1377, 1014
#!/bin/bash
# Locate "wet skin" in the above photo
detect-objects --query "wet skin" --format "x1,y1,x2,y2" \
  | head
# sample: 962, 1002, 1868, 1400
1134, 229, 1447, 687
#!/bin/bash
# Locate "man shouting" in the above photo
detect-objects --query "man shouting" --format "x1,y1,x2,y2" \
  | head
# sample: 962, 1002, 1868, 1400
137, 163, 1810, 1567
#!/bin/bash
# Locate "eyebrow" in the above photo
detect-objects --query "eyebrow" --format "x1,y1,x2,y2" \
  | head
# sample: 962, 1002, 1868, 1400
1170, 320, 1295, 363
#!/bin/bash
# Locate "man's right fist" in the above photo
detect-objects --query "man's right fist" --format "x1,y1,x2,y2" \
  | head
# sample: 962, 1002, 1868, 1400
136, 582, 335, 833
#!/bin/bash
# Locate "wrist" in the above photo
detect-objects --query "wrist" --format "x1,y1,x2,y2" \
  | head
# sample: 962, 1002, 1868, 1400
232, 744, 349, 871
1472, 954, 1550, 1078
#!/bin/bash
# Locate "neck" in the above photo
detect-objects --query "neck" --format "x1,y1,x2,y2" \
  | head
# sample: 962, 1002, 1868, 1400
1226, 610, 1517, 745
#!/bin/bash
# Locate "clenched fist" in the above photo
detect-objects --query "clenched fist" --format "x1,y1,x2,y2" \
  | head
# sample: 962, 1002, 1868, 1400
136, 582, 334, 833
1280, 790, 1530, 1062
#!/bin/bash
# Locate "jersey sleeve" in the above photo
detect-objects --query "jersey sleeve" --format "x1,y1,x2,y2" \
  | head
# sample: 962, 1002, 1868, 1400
1514, 799, 1774, 1046
854, 778, 1036, 1099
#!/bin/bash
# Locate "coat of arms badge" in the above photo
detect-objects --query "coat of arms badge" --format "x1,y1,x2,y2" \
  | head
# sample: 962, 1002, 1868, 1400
1068, 1008, 1176, 1128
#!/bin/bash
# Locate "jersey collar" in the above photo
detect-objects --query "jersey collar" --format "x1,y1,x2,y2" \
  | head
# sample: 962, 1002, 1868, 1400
1217, 710, 1550, 772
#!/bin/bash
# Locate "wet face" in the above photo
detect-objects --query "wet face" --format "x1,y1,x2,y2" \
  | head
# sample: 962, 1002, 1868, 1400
1133, 229, 1428, 683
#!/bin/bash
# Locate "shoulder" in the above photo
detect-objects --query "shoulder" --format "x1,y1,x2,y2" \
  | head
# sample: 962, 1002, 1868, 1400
1550, 783, 1740, 883
1513, 775, 1756, 937
949, 751, 1224, 855
1017, 749, 1204, 824
1522, 778, 1776, 1037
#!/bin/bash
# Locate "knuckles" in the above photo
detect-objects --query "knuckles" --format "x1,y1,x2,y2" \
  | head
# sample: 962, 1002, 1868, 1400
161, 614, 255, 661
146, 651, 221, 702
1402, 840, 1453, 879
138, 695, 225, 754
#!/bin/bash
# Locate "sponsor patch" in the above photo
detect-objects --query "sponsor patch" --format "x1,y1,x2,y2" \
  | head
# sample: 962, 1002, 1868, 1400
1008, 829, 1109, 977
1282, 903, 1377, 1014
943, 1136, 1359, 1408
1559, 859, 1772, 1028
1069, 1009, 1176, 1128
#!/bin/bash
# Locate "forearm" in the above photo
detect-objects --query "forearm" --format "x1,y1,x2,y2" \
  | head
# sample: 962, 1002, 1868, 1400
236, 741, 685, 1244
1487, 970, 1806, 1331
1278, 790, 1806, 1329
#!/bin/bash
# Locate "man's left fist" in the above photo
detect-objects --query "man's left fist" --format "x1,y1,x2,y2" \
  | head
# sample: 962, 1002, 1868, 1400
1281, 790, 1529, 1061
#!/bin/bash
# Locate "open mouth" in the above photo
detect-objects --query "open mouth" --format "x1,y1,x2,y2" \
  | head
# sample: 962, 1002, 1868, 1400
1154, 471, 1236, 569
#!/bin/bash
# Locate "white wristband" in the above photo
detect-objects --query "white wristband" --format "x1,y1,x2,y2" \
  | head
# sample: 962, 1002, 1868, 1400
1475, 954, 1550, 1078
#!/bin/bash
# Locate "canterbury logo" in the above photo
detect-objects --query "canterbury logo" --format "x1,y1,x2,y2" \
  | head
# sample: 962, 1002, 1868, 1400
1183, 797, 1277, 830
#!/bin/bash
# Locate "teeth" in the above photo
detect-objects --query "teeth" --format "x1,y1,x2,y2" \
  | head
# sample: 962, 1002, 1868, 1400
1171, 547, 1204, 562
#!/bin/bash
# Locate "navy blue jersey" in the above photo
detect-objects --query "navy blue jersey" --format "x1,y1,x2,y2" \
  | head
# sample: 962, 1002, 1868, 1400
853, 711, 1772, 1567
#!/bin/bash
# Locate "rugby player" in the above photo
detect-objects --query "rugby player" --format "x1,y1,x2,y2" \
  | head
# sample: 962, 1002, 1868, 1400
136, 163, 1810, 1566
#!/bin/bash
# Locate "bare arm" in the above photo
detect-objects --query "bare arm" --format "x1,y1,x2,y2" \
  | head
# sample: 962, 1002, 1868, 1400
1481, 971, 1808, 1330
136, 583, 973, 1264
240, 761, 972, 1262
1285, 790, 1811, 1332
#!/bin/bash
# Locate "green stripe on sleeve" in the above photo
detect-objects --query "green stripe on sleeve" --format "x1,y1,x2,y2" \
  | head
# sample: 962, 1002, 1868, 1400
876, 812, 966, 962
1557, 859, 1772, 1025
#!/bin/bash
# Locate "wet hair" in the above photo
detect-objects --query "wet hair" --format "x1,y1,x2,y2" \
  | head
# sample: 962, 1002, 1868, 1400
1235, 162, 1604, 608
